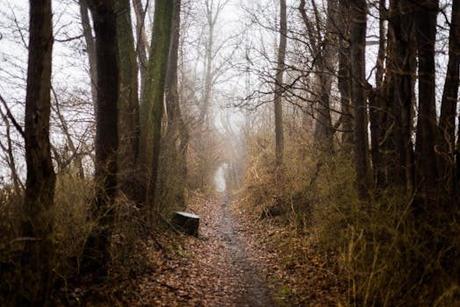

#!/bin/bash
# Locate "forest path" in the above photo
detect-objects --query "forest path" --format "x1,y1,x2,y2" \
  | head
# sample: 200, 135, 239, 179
130, 193, 279, 306
212, 192, 275, 306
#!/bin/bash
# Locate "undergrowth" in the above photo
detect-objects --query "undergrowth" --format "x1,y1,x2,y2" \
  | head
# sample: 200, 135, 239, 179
0, 171, 154, 304
242, 131, 460, 306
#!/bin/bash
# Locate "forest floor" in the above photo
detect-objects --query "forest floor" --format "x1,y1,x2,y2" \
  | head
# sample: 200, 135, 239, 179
67, 192, 343, 306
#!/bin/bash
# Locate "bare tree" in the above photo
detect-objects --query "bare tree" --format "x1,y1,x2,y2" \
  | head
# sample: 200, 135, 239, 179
81, 0, 119, 275
274, 0, 286, 166
116, 0, 140, 199
20, 0, 56, 303
138, 0, 175, 211
414, 0, 439, 201
79, 0, 98, 104
132, 0, 149, 99
438, 0, 459, 197
350, 0, 371, 197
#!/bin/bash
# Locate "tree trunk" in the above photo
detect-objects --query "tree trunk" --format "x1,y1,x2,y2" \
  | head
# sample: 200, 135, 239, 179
115, 0, 140, 200
380, 0, 416, 190
369, 0, 386, 186
139, 0, 175, 211
157, 0, 188, 210
274, 0, 287, 167
438, 0, 459, 197
313, 0, 338, 152
20, 0, 56, 303
350, 0, 371, 198
337, 0, 353, 147
414, 0, 439, 201
82, 0, 119, 276
198, 11, 215, 125
79, 0, 98, 104
132, 0, 149, 100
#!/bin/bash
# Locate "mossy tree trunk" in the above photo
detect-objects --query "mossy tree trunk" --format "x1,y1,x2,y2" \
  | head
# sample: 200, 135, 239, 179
21, 0, 56, 303
138, 0, 175, 211
115, 0, 140, 201
157, 0, 188, 211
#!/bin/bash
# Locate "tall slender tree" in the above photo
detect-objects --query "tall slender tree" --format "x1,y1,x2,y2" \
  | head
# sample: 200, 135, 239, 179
21, 0, 56, 303
369, 0, 386, 186
132, 0, 149, 100
115, 0, 140, 200
274, 0, 287, 167
337, 0, 353, 147
79, 0, 98, 104
350, 0, 371, 197
414, 0, 439, 201
81, 0, 119, 275
438, 0, 459, 197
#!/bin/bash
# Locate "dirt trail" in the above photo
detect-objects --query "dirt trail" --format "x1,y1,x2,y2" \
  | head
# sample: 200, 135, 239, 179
216, 192, 275, 306
126, 193, 278, 306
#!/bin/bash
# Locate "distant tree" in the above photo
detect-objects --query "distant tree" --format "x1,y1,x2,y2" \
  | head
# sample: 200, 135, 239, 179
274, 0, 286, 167
81, 0, 119, 275
20, 0, 56, 303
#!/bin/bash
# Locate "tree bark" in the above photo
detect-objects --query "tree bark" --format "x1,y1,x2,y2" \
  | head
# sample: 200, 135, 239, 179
369, 0, 386, 186
82, 0, 119, 275
158, 0, 188, 209
350, 0, 371, 198
414, 0, 439, 200
115, 0, 140, 200
337, 0, 353, 147
380, 0, 416, 190
438, 0, 459, 197
313, 0, 338, 152
132, 0, 149, 100
20, 0, 56, 303
274, 0, 287, 167
139, 0, 175, 210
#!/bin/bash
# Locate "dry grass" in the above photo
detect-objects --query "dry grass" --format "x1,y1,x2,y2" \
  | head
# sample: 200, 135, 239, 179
242, 130, 460, 306
0, 171, 153, 303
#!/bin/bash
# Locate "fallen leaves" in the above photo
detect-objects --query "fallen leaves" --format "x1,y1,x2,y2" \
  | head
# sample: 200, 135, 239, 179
58, 192, 343, 306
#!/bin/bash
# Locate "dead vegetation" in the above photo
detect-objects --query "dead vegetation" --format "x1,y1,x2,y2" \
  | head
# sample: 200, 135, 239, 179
240, 130, 460, 306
